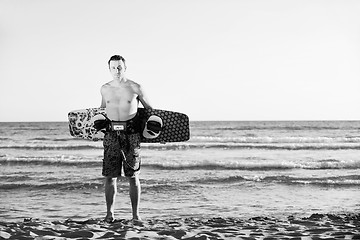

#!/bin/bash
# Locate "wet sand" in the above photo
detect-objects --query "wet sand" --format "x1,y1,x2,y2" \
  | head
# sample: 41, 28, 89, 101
0, 213, 359, 239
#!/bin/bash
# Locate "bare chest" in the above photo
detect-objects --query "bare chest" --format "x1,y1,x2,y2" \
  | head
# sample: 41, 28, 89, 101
103, 85, 137, 104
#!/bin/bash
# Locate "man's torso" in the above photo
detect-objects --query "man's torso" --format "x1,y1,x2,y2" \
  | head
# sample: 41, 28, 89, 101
102, 80, 139, 121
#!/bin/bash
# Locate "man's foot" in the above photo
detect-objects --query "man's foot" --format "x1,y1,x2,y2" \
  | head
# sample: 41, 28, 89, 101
104, 214, 115, 223
131, 217, 144, 226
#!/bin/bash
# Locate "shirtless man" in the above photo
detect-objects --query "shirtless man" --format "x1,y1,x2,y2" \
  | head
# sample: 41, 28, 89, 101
100, 55, 152, 222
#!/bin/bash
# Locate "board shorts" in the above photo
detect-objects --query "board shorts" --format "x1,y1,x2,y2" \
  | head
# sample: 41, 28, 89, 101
102, 115, 141, 178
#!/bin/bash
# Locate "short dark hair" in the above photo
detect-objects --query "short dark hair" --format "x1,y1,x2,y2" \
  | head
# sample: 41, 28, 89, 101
108, 55, 126, 69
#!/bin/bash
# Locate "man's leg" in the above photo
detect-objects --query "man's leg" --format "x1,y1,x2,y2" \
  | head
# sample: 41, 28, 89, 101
105, 177, 117, 221
128, 176, 141, 220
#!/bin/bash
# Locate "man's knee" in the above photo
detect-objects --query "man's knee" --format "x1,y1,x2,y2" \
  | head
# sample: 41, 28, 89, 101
128, 176, 140, 186
105, 177, 117, 186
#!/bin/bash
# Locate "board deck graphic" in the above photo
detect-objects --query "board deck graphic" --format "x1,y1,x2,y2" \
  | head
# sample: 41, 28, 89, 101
68, 108, 190, 143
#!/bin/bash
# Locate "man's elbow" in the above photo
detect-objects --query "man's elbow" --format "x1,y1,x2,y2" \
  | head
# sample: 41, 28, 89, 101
144, 103, 153, 110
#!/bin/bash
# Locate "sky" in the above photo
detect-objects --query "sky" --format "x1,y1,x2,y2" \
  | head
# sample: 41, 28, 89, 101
1, 0, 359, 121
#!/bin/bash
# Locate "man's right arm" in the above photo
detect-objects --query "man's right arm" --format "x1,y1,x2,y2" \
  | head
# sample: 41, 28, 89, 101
100, 86, 106, 108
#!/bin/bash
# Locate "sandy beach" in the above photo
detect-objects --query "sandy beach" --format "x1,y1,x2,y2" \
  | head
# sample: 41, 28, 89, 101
0, 214, 359, 239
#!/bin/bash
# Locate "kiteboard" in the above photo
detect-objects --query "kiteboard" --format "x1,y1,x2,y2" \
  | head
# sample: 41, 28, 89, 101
68, 108, 190, 143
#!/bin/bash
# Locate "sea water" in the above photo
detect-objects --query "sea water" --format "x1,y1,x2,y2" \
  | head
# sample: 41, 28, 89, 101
0, 121, 359, 222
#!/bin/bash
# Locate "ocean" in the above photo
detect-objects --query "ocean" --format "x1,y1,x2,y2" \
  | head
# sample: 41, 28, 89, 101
1, 121, 360, 222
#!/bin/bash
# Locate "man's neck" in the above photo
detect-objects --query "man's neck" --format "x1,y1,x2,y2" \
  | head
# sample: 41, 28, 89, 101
112, 76, 127, 85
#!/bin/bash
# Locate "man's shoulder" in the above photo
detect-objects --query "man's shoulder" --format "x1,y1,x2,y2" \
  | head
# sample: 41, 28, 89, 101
126, 79, 140, 87
100, 82, 113, 94
101, 81, 113, 88
126, 79, 142, 93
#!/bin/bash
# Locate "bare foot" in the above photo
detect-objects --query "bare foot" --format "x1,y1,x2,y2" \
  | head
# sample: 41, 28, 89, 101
131, 217, 144, 226
104, 214, 115, 223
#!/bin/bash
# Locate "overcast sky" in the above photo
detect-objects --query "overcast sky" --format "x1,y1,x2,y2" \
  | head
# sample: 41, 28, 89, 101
1, 0, 359, 121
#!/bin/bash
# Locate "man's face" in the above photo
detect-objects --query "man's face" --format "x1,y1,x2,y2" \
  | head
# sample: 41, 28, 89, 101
109, 60, 126, 79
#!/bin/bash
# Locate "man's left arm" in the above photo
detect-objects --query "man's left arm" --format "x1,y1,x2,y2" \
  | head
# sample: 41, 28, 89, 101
137, 84, 152, 110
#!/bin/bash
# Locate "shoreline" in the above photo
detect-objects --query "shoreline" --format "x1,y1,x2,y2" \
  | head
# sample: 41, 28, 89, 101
0, 213, 359, 239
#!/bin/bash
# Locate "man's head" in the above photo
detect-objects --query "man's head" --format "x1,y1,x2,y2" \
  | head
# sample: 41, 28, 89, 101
108, 55, 126, 68
108, 55, 127, 80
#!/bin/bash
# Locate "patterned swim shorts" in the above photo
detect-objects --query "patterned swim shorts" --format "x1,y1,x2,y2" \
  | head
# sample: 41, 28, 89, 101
102, 131, 141, 178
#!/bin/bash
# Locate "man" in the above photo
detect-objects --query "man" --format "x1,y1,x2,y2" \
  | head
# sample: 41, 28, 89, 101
100, 55, 152, 222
